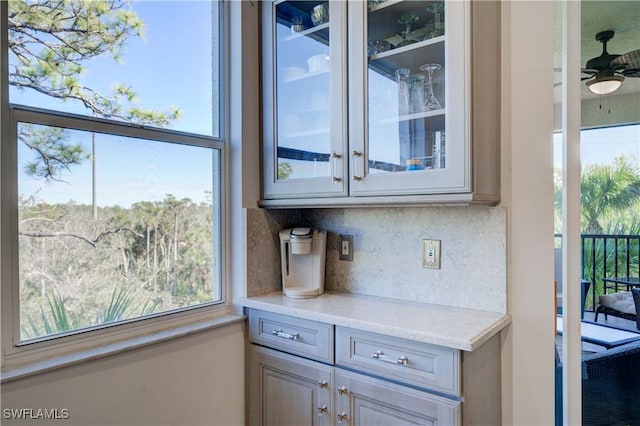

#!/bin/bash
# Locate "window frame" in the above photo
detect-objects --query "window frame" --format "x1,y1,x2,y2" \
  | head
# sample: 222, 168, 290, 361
1, 0, 233, 372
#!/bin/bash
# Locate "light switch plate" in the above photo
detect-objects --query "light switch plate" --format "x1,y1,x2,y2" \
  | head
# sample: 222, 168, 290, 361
339, 235, 353, 261
423, 239, 441, 269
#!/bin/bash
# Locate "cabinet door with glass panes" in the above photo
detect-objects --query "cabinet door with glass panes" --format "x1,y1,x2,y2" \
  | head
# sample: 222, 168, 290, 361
263, 0, 348, 199
348, 0, 470, 196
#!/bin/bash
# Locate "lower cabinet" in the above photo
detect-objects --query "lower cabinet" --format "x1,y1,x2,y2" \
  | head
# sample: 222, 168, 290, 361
248, 345, 460, 426
246, 308, 501, 426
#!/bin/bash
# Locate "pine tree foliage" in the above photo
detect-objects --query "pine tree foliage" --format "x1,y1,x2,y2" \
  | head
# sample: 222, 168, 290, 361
8, 0, 181, 179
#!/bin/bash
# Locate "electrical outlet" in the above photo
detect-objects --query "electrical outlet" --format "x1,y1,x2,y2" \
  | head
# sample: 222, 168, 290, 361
339, 235, 353, 261
423, 239, 441, 269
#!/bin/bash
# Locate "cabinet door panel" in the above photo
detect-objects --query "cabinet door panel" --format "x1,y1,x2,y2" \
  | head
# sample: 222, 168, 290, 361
249, 345, 333, 426
335, 369, 460, 426
348, 0, 470, 196
263, 0, 348, 199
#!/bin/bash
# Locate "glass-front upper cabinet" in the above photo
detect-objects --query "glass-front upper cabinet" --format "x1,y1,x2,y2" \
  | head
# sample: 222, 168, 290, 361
263, 0, 347, 199
348, 0, 470, 196
262, 0, 500, 205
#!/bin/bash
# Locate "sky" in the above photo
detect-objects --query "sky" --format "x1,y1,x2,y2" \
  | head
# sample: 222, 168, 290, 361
11, 1, 219, 207
553, 124, 640, 169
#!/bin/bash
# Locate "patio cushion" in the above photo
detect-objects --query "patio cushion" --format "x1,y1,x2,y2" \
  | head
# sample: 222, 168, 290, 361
599, 291, 637, 315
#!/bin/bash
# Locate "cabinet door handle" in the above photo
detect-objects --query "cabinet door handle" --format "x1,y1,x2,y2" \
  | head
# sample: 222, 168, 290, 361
331, 152, 343, 183
337, 412, 348, 423
371, 350, 409, 366
351, 150, 364, 181
271, 329, 299, 340
317, 404, 328, 416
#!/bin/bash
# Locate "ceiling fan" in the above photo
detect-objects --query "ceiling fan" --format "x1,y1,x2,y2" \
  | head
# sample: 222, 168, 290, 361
581, 30, 640, 95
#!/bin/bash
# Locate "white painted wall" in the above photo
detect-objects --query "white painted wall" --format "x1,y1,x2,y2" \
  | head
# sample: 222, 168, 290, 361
1, 323, 245, 426
501, 2, 556, 425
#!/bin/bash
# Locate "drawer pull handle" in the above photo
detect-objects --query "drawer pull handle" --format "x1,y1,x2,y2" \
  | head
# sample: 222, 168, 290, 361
271, 329, 299, 340
317, 405, 328, 416
371, 350, 409, 366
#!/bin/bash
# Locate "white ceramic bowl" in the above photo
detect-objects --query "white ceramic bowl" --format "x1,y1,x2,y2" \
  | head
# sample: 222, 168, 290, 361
307, 54, 330, 73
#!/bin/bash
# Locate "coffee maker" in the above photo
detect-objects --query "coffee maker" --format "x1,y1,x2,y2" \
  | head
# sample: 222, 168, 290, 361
279, 228, 327, 298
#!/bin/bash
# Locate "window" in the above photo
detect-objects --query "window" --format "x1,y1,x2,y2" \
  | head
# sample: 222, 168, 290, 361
2, 0, 225, 356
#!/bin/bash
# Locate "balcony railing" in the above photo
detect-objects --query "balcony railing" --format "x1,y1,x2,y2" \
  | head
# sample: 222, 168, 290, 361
555, 233, 640, 311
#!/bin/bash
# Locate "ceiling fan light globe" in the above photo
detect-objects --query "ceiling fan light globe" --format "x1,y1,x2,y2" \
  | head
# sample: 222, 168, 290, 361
586, 75, 624, 94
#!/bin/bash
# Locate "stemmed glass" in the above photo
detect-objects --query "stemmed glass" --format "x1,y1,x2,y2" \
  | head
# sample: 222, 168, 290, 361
419, 64, 442, 111
396, 14, 419, 47
423, 2, 445, 40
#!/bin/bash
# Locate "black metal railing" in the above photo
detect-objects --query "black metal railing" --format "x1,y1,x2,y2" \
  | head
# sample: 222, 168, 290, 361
555, 233, 640, 311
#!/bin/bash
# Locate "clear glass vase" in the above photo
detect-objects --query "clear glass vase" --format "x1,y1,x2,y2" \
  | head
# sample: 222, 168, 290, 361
395, 68, 411, 116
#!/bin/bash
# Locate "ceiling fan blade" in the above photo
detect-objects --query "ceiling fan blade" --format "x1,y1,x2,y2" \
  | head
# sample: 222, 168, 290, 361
581, 68, 598, 75
611, 49, 640, 77
581, 76, 592, 81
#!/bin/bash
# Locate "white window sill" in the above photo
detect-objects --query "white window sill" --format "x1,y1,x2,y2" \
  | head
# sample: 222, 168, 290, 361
1, 313, 244, 384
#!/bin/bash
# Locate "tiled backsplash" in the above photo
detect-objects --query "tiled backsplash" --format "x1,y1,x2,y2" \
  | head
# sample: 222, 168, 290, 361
246, 206, 506, 313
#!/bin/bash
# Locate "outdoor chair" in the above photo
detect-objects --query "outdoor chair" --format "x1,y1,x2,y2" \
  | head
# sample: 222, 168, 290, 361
594, 288, 640, 330
555, 338, 640, 425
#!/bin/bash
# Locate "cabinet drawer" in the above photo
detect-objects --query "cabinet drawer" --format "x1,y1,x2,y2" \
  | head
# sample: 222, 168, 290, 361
335, 326, 460, 395
247, 309, 334, 364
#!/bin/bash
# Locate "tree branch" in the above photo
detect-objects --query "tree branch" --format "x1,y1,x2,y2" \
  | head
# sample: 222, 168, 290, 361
20, 227, 145, 248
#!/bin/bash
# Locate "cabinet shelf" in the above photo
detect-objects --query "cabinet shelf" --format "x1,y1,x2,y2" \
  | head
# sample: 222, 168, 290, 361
367, 0, 404, 13
378, 109, 445, 125
370, 36, 444, 62
283, 68, 329, 83
283, 22, 330, 42
369, 37, 445, 79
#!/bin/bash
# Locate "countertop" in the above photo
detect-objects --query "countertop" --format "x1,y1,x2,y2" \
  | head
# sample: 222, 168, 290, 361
236, 291, 511, 351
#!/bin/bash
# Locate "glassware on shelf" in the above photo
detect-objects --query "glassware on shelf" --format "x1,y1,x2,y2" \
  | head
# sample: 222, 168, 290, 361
290, 16, 305, 34
396, 14, 419, 48
423, 2, 445, 40
368, 39, 391, 56
395, 68, 411, 116
419, 63, 442, 111
409, 74, 425, 114
367, 0, 386, 10
310, 3, 329, 26
432, 130, 446, 169
405, 158, 423, 171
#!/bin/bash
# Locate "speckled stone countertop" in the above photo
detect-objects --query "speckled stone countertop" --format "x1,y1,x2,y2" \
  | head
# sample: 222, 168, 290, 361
236, 292, 511, 351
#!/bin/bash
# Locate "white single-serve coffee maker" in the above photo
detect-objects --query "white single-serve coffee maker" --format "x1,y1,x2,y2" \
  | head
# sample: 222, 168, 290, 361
279, 227, 327, 298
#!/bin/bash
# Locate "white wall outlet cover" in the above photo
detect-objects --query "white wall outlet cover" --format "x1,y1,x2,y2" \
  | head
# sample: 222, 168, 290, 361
339, 235, 353, 261
423, 239, 441, 269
